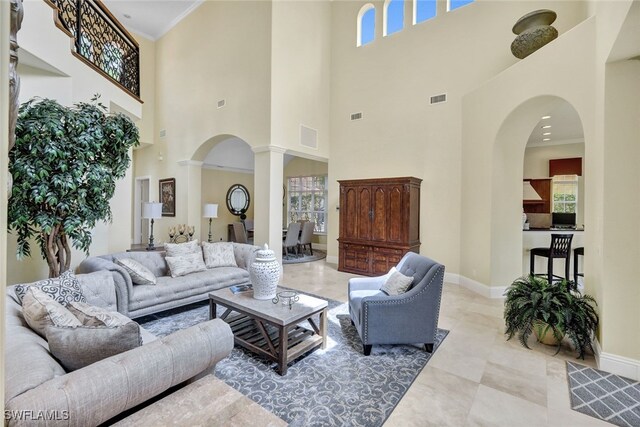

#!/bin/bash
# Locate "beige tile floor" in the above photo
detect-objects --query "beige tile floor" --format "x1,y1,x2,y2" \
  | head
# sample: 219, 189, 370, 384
282, 260, 608, 427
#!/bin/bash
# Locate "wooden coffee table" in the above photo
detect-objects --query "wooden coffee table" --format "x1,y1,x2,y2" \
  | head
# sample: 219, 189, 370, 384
209, 287, 328, 375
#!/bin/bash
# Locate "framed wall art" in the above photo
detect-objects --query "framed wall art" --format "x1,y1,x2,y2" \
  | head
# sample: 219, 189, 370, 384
159, 178, 176, 217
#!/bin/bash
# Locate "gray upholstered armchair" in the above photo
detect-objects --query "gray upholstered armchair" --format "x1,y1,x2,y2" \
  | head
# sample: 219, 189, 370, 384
348, 252, 445, 355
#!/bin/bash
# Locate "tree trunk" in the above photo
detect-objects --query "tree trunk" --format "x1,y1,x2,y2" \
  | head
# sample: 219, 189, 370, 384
43, 224, 74, 278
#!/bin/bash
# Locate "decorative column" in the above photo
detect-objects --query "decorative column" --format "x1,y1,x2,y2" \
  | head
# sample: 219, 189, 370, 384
178, 160, 203, 240
253, 145, 285, 263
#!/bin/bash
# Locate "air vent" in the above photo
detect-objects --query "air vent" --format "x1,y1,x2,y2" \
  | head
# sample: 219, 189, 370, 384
300, 125, 318, 149
159, 129, 166, 138
350, 112, 363, 121
430, 94, 447, 104
217, 99, 226, 109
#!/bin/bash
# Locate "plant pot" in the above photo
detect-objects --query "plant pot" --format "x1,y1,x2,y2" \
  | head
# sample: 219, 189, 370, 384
510, 9, 558, 59
533, 320, 563, 345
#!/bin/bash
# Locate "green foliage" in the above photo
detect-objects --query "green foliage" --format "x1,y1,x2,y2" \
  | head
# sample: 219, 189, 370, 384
8, 95, 139, 276
503, 275, 599, 359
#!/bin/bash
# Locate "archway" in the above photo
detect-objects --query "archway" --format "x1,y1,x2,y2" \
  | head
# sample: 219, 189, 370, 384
489, 96, 586, 288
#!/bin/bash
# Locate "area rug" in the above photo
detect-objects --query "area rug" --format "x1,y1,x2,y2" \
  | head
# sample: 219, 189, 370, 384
567, 361, 640, 426
138, 295, 448, 427
282, 249, 327, 265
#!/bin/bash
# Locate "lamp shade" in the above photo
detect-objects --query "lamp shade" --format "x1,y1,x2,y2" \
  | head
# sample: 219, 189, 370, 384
523, 181, 542, 200
203, 203, 219, 218
142, 202, 163, 219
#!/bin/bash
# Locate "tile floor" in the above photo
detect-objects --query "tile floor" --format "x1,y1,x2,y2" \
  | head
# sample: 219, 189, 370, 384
282, 260, 608, 426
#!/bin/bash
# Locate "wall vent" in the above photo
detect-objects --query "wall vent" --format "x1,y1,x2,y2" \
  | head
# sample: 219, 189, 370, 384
159, 129, 166, 138
350, 112, 363, 121
430, 94, 447, 104
217, 99, 226, 109
300, 125, 318, 149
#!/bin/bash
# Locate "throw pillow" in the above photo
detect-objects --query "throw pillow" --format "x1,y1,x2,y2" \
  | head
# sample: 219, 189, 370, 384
165, 252, 207, 278
46, 322, 142, 371
202, 242, 237, 268
14, 270, 86, 306
67, 301, 133, 327
115, 258, 157, 286
21, 287, 82, 337
164, 240, 200, 257
380, 267, 414, 296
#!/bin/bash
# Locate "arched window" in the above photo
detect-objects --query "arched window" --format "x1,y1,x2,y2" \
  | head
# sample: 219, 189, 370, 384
448, 0, 474, 12
357, 4, 376, 47
383, 0, 404, 37
414, 0, 436, 24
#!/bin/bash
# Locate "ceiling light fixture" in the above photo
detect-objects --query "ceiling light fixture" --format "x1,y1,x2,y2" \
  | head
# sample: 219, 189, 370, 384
543, 132, 551, 136
543, 138, 551, 141
542, 125, 551, 129
541, 115, 551, 120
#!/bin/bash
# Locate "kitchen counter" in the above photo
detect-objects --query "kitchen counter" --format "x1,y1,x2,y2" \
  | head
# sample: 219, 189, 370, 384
524, 228, 584, 232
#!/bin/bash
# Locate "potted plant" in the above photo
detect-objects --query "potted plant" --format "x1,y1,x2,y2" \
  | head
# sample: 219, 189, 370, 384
8, 96, 139, 277
503, 275, 598, 359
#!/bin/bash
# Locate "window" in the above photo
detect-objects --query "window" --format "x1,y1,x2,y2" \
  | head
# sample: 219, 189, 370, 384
384, 0, 404, 36
552, 175, 578, 214
448, 0, 474, 12
287, 176, 327, 233
414, 0, 436, 24
357, 4, 376, 47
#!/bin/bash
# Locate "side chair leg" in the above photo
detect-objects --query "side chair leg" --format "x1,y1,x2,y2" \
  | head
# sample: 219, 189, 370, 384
424, 343, 434, 353
363, 345, 372, 356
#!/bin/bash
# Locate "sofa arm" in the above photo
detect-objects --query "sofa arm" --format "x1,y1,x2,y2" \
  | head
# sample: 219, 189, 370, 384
232, 243, 260, 270
4, 319, 233, 427
78, 257, 133, 316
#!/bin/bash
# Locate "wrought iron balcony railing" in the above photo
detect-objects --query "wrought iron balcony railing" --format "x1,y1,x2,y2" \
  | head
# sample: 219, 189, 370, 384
46, 0, 141, 100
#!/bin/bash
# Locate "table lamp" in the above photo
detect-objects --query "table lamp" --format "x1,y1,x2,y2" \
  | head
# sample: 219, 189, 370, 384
203, 203, 219, 243
142, 202, 163, 250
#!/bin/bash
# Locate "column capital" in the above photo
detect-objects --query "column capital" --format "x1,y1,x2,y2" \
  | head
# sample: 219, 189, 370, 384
177, 160, 204, 167
252, 145, 287, 155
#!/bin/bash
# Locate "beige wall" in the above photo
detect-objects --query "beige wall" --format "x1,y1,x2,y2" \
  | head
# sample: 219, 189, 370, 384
523, 142, 586, 226
200, 169, 255, 243
328, 0, 588, 269
1, 0, 10, 411
135, 33, 156, 147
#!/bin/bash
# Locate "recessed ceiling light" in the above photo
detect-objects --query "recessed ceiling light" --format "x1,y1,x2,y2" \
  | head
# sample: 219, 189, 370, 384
543, 138, 551, 141
123, 13, 132, 19
542, 125, 552, 129
543, 132, 551, 136
541, 115, 551, 120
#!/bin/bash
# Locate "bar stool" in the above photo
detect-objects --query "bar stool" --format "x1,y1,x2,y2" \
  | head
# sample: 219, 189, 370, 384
574, 247, 584, 284
530, 234, 574, 283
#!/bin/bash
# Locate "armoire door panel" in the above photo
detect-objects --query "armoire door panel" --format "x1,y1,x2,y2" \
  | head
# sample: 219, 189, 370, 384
343, 187, 358, 239
357, 187, 371, 240
387, 185, 403, 243
372, 186, 387, 241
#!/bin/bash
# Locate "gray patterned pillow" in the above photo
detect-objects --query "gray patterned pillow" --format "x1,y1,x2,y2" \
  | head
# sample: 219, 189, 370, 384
14, 270, 86, 306
202, 242, 237, 268
21, 287, 82, 337
380, 267, 414, 296
115, 258, 157, 286
165, 252, 207, 278
67, 301, 132, 327
45, 322, 142, 371
164, 240, 200, 257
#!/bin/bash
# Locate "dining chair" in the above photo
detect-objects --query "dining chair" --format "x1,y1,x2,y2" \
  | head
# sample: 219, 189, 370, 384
232, 221, 248, 244
298, 221, 315, 256
283, 222, 301, 258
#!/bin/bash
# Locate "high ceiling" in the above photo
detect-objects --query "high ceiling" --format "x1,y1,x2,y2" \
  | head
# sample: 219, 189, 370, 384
103, 0, 202, 40
526, 101, 584, 147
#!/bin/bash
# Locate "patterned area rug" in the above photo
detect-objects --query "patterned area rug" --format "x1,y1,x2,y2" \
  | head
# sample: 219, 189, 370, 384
567, 361, 640, 426
281, 250, 327, 265
138, 296, 447, 426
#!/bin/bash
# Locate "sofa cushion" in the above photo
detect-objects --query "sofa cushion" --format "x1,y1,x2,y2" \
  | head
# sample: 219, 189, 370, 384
203, 242, 237, 268
112, 252, 168, 278
129, 268, 250, 312
349, 289, 385, 322
115, 258, 157, 286
164, 240, 200, 257
380, 267, 414, 296
67, 301, 133, 327
77, 271, 118, 311
22, 288, 82, 337
14, 270, 87, 306
165, 252, 207, 278
46, 321, 142, 371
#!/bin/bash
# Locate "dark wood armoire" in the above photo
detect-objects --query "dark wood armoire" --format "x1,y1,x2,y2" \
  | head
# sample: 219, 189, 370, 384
338, 177, 421, 276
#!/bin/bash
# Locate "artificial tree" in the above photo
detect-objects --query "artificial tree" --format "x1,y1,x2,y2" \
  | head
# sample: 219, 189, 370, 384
9, 96, 139, 277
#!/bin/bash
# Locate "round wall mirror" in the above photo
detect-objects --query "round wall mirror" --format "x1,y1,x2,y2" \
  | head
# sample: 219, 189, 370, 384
226, 184, 250, 216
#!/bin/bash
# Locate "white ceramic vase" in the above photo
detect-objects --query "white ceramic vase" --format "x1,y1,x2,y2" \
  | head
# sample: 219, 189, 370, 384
250, 244, 281, 300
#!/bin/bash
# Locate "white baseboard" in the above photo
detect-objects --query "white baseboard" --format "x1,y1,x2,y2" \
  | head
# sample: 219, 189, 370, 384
313, 243, 327, 251
446, 273, 506, 299
597, 351, 640, 381
326, 255, 338, 265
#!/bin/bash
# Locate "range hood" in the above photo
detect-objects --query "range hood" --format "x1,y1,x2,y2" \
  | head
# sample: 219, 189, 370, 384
523, 181, 542, 200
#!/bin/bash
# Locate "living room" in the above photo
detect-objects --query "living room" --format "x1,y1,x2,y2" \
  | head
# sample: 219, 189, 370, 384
2, 0, 639, 425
